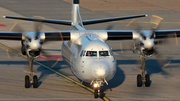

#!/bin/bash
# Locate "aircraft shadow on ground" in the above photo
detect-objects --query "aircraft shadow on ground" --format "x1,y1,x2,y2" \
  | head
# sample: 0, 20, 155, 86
0, 60, 71, 88
103, 66, 125, 92
36, 60, 73, 87
0, 58, 179, 88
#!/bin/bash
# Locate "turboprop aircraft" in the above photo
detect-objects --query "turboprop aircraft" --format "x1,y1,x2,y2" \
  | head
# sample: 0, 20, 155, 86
1, 0, 180, 99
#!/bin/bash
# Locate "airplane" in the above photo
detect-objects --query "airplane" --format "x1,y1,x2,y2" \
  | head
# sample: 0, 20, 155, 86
1, 0, 180, 99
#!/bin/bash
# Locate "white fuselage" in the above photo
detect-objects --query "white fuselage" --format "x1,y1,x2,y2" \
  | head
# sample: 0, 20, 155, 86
62, 33, 116, 83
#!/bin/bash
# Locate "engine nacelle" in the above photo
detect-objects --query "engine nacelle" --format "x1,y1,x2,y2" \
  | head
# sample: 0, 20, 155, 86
139, 47, 154, 57
27, 49, 41, 58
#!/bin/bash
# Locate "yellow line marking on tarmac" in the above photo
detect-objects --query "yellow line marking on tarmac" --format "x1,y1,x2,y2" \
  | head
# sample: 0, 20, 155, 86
133, 67, 142, 72
120, 43, 123, 54
33, 16, 45, 19
161, 61, 171, 69
6, 49, 11, 59
126, 19, 135, 27
23, 70, 34, 74
0, 72, 23, 77
0, 43, 110, 101
51, 59, 60, 68
9, 23, 17, 32
174, 33, 178, 45
59, 30, 64, 41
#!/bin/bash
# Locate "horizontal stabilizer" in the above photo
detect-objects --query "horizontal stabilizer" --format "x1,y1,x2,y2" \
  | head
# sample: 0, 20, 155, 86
3, 16, 72, 26
82, 14, 147, 25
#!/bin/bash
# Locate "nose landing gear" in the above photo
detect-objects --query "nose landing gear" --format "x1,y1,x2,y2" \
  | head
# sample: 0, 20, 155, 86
94, 88, 104, 98
25, 57, 38, 88
93, 82, 104, 99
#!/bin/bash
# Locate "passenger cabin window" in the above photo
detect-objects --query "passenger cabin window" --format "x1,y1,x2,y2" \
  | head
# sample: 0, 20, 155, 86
99, 51, 110, 56
86, 51, 97, 57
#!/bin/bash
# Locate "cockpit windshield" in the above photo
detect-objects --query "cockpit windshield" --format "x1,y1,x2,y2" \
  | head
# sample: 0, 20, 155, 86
80, 50, 112, 57
99, 51, 110, 56
86, 51, 97, 56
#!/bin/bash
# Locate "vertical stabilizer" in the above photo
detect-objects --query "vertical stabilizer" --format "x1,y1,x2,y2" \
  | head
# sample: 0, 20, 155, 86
71, 0, 84, 29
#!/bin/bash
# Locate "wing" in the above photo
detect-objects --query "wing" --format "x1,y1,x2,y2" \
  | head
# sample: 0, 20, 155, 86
0, 29, 180, 41
0, 31, 71, 41
105, 30, 180, 40
154, 30, 180, 38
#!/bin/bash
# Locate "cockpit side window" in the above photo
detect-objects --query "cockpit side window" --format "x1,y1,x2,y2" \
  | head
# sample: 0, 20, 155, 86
86, 51, 97, 56
80, 50, 87, 57
80, 50, 84, 57
99, 51, 110, 56
83, 51, 86, 56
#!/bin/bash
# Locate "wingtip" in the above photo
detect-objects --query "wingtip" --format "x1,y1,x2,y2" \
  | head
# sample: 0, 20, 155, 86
3, 16, 6, 18
145, 14, 148, 17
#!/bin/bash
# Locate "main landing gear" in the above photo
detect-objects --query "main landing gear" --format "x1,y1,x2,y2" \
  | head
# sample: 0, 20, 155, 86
25, 57, 38, 88
137, 55, 150, 87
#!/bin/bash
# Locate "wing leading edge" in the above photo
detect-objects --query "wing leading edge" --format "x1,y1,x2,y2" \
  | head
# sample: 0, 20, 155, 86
0, 30, 180, 41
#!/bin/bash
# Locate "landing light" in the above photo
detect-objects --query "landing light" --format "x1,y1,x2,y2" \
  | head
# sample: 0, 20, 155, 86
93, 83, 98, 88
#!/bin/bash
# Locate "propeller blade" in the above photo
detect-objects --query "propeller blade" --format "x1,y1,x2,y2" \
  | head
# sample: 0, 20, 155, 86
33, 16, 44, 39
127, 19, 147, 40
11, 23, 24, 32
34, 22, 42, 39
150, 15, 163, 39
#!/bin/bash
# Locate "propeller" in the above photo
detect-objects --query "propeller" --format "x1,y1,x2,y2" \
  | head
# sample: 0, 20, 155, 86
127, 15, 163, 53
126, 15, 172, 68
9, 16, 54, 74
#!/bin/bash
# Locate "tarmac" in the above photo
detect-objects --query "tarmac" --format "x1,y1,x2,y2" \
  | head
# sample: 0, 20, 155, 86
0, 0, 180, 101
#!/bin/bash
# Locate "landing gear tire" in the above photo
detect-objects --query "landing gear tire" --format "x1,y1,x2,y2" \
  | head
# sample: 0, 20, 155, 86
25, 75, 30, 88
94, 89, 98, 98
137, 74, 142, 87
33, 75, 38, 88
145, 74, 150, 87
100, 89, 104, 98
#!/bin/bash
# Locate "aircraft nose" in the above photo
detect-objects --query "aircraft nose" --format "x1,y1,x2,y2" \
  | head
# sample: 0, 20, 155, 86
93, 64, 108, 78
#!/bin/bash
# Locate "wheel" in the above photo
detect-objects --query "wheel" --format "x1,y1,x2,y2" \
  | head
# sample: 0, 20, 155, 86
21, 45, 26, 55
33, 75, 38, 88
100, 89, 103, 98
137, 74, 142, 87
94, 89, 98, 98
145, 74, 150, 87
25, 75, 30, 88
